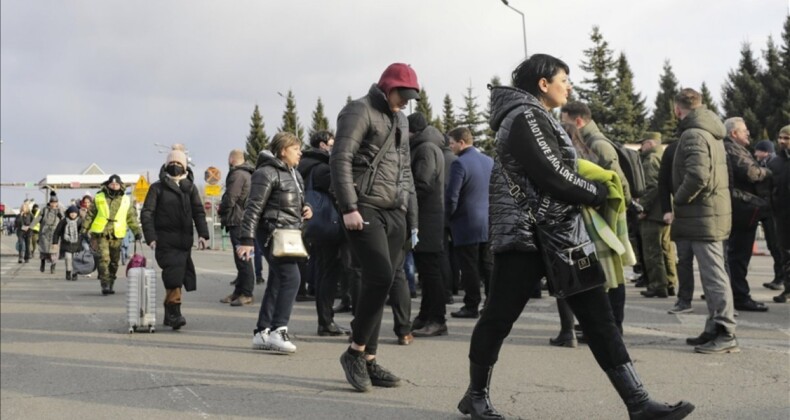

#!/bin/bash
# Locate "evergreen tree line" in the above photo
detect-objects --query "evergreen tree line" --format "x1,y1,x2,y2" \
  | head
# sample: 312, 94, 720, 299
245, 17, 790, 161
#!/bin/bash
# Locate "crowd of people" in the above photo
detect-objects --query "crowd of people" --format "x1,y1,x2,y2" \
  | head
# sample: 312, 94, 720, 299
8, 55, 788, 420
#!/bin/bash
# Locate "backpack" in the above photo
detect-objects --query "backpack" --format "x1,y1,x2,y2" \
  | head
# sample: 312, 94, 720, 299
592, 138, 646, 199
303, 169, 342, 243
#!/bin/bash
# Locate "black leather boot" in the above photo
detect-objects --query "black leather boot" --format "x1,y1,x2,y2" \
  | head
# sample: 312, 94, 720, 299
457, 362, 504, 420
166, 303, 186, 330
606, 363, 694, 420
40, 259, 46, 272
65, 271, 71, 281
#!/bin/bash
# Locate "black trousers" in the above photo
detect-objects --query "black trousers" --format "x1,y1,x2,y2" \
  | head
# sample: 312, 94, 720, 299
728, 224, 758, 304
761, 216, 786, 283
311, 240, 343, 328
388, 263, 411, 337
469, 251, 630, 371
414, 251, 447, 323
228, 226, 254, 297
441, 227, 461, 295
455, 243, 493, 309
347, 207, 407, 356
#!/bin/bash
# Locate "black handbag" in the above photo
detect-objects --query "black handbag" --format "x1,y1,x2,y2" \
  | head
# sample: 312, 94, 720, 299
499, 162, 605, 298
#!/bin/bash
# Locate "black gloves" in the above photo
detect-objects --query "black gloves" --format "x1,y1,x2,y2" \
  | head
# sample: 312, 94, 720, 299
134, 233, 142, 241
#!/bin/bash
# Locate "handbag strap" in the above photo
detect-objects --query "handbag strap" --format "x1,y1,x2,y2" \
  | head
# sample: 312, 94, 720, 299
367, 116, 399, 175
497, 158, 537, 225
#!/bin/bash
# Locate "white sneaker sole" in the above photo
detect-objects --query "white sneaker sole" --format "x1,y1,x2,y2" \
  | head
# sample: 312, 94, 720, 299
268, 344, 296, 354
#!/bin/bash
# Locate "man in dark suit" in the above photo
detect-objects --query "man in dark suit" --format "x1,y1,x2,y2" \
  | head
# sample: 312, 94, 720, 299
446, 127, 494, 318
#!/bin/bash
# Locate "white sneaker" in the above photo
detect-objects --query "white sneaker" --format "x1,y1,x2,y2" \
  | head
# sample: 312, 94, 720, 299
268, 326, 296, 354
252, 328, 271, 350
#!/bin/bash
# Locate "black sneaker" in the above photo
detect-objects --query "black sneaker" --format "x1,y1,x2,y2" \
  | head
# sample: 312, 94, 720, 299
366, 359, 401, 387
685, 331, 716, 346
340, 350, 372, 392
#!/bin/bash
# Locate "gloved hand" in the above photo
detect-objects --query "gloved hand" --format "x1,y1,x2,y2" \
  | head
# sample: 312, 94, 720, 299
134, 233, 142, 242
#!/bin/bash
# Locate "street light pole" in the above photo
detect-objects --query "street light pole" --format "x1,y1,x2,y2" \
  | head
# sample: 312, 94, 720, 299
500, 0, 528, 59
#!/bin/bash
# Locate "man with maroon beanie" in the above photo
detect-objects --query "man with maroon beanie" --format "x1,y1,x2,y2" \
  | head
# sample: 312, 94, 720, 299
332, 63, 419, 392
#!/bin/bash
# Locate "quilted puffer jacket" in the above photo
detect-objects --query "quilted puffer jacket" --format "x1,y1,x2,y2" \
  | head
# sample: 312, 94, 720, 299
239, 152, 307, 246
488, 86, 604, 253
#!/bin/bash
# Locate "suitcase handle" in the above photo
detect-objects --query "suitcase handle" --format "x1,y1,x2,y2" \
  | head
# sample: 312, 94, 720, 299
132, 240, 153, 269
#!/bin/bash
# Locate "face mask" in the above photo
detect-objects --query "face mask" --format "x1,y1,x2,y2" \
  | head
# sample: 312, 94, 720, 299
166, 164, 186, 176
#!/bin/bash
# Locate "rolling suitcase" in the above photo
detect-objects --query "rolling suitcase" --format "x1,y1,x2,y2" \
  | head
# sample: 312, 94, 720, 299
127, 244, 156, 333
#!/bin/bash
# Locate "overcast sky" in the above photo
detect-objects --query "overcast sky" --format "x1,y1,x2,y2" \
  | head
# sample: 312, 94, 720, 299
1, 0, 788, 207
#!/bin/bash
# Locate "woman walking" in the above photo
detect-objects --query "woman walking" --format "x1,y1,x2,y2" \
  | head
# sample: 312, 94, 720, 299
31, 196, 63, 274
15, 201, 33, 263
140, 150, 210, 330
236, 132, 312, 354
458, 54, 693, 420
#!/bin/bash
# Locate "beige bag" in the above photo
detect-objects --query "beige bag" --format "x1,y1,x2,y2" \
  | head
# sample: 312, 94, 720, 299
271, 228, 308, 258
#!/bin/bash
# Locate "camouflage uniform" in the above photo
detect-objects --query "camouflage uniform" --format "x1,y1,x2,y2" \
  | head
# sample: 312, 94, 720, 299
640, 144, 678, 292
83, 186, 142, 290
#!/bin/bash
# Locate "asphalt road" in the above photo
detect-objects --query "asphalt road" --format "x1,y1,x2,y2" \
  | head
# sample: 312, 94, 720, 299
1, 233, 788, 419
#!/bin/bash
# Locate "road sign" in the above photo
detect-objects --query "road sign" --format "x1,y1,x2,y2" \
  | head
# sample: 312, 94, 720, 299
133, 176, 150, 203
205, 166, 222, 185
204, 184, 221, 197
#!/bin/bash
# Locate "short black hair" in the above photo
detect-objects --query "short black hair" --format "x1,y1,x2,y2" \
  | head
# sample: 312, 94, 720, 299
309, 130, 334, 149
561, 101, 592, 122
511, 54, 570, 97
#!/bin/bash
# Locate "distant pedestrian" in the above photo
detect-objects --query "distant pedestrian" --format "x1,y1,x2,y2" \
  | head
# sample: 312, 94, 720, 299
141, 150, 210, 330
218, 148, 256, 307
31, 195, 64, 274
53, 206, 83, 281
237, 132, 313, 354
15, 201, 33, 263
83, 175, 143, 295
446, 126, 494, 319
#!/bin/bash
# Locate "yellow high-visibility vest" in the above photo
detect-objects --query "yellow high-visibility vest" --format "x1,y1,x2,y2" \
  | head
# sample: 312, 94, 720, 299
31, 209, 41, 232
89, 193, 130, 238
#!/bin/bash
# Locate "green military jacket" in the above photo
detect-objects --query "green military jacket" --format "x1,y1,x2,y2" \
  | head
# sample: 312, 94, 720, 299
640, 145, 664, 222
580, 120, 632, 202
670, 107, 731, 242
83, 186, 142, 238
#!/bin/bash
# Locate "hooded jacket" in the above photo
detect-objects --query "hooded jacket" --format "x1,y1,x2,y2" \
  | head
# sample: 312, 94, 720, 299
297, 148, 332, 194
409, 125, 445, 252
219, 162, 255, 228
330, 84, 418, 230
239, 152, 307, 246
488, 86, 604, 253
580, 121, 631, 202
671, 107, 731, 241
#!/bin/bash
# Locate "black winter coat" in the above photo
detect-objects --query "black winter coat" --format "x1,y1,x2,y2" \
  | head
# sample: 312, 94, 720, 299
409, 126, 445, 252
330, 84, 418, 230
140, 174, 210, 290
239, 152, 307, 247
768, 149, 790, 240
219, 162, 255, 228
53, 217, 83, 253
724, 137, 772, 228
298, 149, 332, 194
488, 86, 603, 254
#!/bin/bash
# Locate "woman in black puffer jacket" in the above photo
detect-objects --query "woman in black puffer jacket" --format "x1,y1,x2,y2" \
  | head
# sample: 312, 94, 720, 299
237, 132, 313, 354
457, 54, 693, 420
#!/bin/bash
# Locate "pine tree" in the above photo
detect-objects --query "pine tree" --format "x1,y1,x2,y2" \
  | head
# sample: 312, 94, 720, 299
309, 97, 330, 137
415, 88, 434, 123
648, 60, 680, 139
609, 53, 647, 143
721, 43, 765, 138
576, 25, 617, 131
480, 76, 502, 155
457, 82, 484, 140
278, 89, 305, 141
700, 82, 719, 115
442, 94, 457, 132
758, 27, 790, 138
244, 104, 270, 163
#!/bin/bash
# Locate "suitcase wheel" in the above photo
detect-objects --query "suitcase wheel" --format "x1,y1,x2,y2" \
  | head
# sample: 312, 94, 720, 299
148, 326, 155, 333
129, 327, 135, 334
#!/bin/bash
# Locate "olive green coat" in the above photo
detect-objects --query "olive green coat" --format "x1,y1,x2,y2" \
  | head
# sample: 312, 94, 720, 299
580, 120, 632, 202
639, 145, 664, 222
670, 107, 731, 242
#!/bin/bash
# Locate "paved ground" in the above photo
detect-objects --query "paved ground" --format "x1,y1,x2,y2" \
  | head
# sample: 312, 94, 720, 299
1, 233, 788, 419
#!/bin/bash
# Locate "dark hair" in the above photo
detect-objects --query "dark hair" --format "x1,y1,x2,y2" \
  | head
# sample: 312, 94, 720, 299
309, 130, 334, 149
447, 126, 474, 145
512, 54, 570, 97
674, 88, 702, 111
560, 101, 591, 122
561, 122, 596, 161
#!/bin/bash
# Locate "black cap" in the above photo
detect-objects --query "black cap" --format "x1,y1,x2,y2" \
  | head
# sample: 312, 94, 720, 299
408, 112, 428, 133
397, 87, 420, 101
